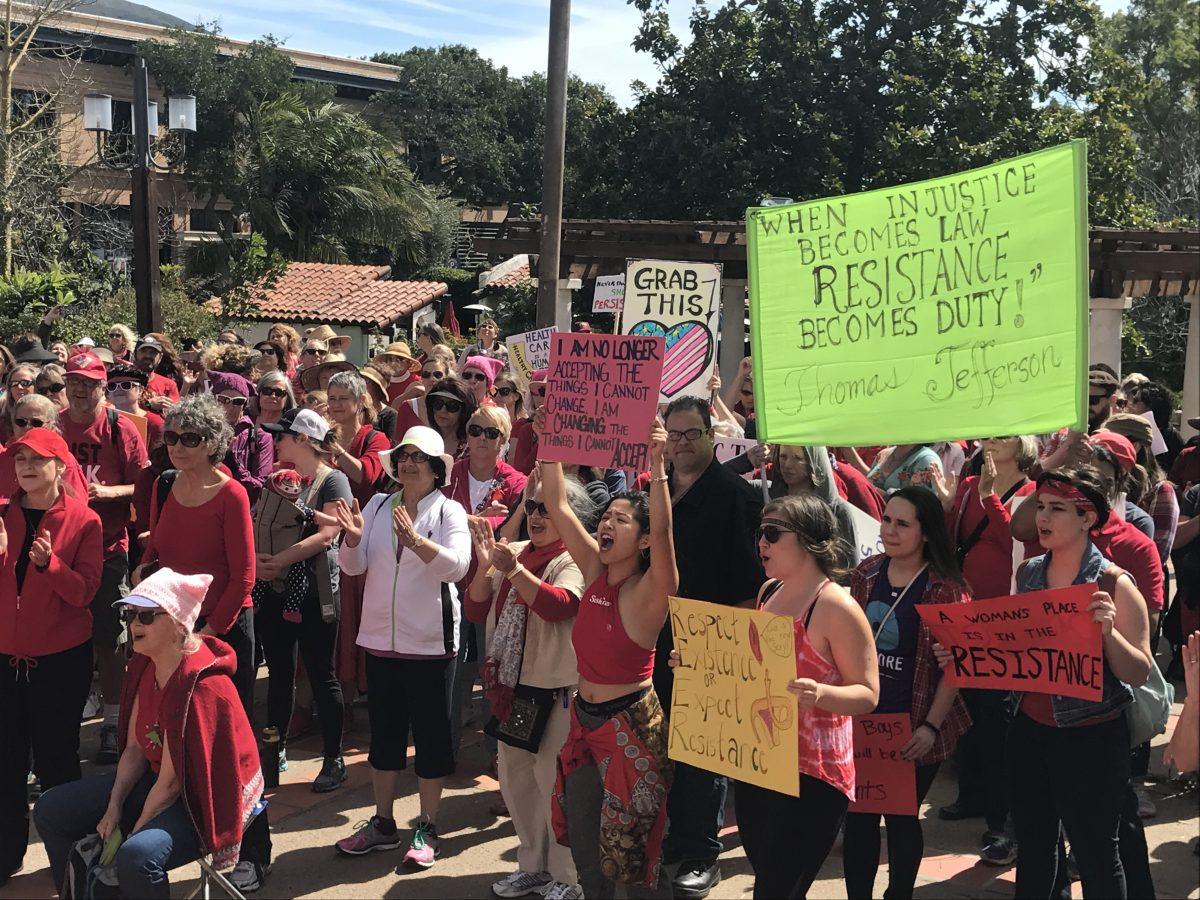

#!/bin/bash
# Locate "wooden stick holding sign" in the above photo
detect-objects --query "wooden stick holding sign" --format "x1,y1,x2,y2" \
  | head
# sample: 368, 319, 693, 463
915, 583, 1102, 700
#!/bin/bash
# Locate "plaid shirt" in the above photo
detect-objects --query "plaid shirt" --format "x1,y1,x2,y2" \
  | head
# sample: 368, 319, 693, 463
851, 554, 972, 764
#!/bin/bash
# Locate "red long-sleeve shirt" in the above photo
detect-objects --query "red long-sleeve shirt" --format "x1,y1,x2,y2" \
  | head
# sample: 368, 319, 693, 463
948, 476, 1036, 600
143, 477, 254, 633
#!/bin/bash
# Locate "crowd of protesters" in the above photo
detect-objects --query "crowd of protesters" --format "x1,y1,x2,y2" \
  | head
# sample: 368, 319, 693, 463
0, 315, 1195, 900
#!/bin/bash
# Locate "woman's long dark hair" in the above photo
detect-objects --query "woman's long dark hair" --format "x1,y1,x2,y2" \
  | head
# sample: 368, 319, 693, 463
890, 486, 963, 584
427, 377, 477, 444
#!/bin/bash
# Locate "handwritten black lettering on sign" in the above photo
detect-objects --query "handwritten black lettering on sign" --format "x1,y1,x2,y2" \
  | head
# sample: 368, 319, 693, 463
746, 141, 1088, 446
538, 333, 664, 472
668, 596, 800, 796
849, 714, 918, 815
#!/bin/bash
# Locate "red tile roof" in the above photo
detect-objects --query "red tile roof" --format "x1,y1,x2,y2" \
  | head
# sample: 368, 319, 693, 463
485, 262, 530, 290
224, 262, 448, 328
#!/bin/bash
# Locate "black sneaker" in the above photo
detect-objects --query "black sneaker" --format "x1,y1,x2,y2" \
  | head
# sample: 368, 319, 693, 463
980, 832, 1017, 866
312, 756, 347, 793
672, 860, 721, 899
95, 724, 119, 764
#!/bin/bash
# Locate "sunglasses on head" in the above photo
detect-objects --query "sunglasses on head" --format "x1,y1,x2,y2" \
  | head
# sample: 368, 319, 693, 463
37, 383, 65, 395
421, 369, 445, 380
428, 396, 463, 414
260, 387, 288, 399
494, 386, 516, 398
756, 522, 799, 544
119, 606, 169, 625
524, 499, 548, 517
393, 448, 431, 465
468, 423, 502, 440
216, 395, 248, 406
163, 431, 205, 448
106, 381, 140, 392
461, 371, 488, 382
14, 417, 45, 428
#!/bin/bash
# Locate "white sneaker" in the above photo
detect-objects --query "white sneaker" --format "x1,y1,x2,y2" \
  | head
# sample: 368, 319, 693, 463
492, 870, 552, 898
228, 861, 269, 893
81, 689, 101, 720
544, 883, 583, 900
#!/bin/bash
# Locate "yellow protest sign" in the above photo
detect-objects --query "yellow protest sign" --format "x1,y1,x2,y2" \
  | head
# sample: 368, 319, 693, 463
668, 596, 799, 796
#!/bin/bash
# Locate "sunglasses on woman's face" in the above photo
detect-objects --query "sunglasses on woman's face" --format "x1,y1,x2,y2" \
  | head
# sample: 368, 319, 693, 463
461, 371, 488, 383
302, 348, 327, 358
531, 386, 546, 398
468, 423, 502, 440
119, 607, 169, 625
256, 347, 277, 356
260, 387, 288, 399
37, 383, 65, 395
428, 396, 463, 414
524, 499, 548, 517
106, 381, 139, 392
14, 417, 44, 429
421, 369, 445, 380
216, 395, 248, 407
494, 386, 516, 398
8, 379, 34, 389
163, 431, 205, 448
393, 449, 431, 465
756, 523, 799, 544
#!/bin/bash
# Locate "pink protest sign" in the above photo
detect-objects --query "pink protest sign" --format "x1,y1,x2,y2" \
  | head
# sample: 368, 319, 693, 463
539, 332, 664, 471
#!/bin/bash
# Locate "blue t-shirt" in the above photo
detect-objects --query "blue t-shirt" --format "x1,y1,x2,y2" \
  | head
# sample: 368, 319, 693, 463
865, 558, 926, 714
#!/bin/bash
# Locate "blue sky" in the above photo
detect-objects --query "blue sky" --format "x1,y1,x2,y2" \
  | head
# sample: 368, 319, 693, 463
146, 0, 1127, 108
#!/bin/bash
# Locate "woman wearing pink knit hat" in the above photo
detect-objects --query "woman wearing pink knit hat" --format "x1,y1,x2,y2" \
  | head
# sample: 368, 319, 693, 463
460, 355, 504, 407
35, 566, 268, 898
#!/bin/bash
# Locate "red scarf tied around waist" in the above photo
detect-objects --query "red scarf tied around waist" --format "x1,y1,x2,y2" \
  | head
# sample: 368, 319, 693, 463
482, 539, 566, 720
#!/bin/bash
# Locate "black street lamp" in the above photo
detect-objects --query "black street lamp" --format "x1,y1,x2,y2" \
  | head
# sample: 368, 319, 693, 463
84, 58, 196, 335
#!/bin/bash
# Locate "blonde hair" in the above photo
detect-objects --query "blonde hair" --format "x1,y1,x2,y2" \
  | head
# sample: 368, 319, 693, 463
269, 323, 301, 355
108, 323, 136, 350
471, 404, 512, 441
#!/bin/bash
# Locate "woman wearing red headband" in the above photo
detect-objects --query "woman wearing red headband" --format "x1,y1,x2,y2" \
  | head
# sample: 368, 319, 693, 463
969, 465, 1151, 898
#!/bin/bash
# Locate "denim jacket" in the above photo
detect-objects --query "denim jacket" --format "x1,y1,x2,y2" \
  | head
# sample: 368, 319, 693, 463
1014, 542, 1133, 726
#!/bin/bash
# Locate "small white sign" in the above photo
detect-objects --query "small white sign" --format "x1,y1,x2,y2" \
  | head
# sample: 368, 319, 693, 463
847, 504, 884, 562
1138, 410, 1168, 457
713, 436, 759, 479
592, 274, 625, 313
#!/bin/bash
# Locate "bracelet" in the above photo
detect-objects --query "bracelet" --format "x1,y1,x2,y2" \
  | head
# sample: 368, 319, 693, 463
920, 720, 941, 736
651, 475, 669, 484
504, 563, 526, 579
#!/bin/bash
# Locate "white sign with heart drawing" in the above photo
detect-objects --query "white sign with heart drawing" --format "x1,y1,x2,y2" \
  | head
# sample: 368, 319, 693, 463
620, 259, 723, 402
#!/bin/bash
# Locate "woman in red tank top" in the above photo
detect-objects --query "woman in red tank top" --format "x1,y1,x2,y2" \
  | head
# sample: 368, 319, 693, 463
670, 494, 880, 899
537, 415, 678, 898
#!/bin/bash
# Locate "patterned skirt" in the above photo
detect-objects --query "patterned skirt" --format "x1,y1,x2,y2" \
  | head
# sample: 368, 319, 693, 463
552, 688, 673, 887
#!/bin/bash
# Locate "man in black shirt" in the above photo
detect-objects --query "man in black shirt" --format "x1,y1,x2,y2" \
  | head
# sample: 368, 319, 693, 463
656, 396, 765, 898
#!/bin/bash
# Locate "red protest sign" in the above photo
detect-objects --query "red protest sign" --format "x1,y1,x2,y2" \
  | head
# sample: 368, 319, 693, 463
915, 583, 1102, 701
539, 332, 665, 472
849, 714, 917, 816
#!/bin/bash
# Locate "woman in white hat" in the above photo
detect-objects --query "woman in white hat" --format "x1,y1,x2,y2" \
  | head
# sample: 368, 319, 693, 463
332, 425, 470, 869
35, 566, 267, 898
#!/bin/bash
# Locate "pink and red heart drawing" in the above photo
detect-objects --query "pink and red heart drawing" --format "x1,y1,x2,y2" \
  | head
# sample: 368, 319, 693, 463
629, 320, 713, 397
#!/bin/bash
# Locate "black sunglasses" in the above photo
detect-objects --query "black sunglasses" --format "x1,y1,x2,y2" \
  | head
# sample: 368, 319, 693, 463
163, 431, 205, 448
106, 381, 140, 392
256, 346, 277, 355
756, 523, 800, 544
302, 348, 327, 357
393, 449, 431, 464
37, 383, 65, 395
119, 607, 169, 625
428, 396, 463, 414
531, 386, 546, 398
524, 499, 548, 517
260, 387, 288, 399
495, 386, 516, 398
14, 417, 45, 428
421, 369, 445, 380
8, 378, 35, 389
461, 371, 488, 382
468, 423, 502, 440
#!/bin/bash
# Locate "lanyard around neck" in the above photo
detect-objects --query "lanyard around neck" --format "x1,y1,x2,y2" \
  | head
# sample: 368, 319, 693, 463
872, 563, 928, 642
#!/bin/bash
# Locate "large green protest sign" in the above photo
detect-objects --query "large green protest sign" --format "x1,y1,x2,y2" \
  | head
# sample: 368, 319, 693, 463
747, 141, 1088, 445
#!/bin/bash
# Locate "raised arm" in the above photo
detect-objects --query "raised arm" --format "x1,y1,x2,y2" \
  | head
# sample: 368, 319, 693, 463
629, 422, 678, 634
541, 459, 603, 584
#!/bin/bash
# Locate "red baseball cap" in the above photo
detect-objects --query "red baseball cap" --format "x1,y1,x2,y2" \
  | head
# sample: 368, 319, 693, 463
65, 351, 108, 381
8, 427, 73, 465
1090, 430, 1136, 473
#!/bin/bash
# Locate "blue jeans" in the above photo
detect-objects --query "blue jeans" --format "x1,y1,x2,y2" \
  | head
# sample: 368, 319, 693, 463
34, 770, 202, 899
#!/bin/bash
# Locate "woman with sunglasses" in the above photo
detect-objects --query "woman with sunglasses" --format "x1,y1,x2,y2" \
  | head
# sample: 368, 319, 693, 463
0, 363, 40, 443
106, 364, 165, 450
332, 426, 471, 868
107, 323, 135, 363
208, 371, 273, 509
422, 378, 476, 459
465, 468, 597, 900
534, 418, 676, 897
0, 428, 103, 887
492, 368, 524, 428
137, 396, 256, 714
34, 566, 267, 899
34, 363, 68, 412
252, 340, 288, 379
757, 444, 864, 565
673, 495, 877, 899
255, 370, 295, 430
461, 355, 504, 407
842, 486, 971, 900
394, 352, 459, 435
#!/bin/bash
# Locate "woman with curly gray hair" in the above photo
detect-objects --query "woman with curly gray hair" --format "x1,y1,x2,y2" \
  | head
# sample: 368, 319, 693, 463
136, 395, 257, 716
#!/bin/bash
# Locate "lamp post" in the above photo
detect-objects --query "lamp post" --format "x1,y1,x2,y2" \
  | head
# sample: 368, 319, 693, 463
84, 58, 196, 335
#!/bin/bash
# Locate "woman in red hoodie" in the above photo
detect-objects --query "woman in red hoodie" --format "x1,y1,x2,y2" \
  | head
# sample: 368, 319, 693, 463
0, 428, 103, 888
35, 566, 265, 898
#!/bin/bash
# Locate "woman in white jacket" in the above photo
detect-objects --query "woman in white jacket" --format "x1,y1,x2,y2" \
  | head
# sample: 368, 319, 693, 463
332, 426, 471, 869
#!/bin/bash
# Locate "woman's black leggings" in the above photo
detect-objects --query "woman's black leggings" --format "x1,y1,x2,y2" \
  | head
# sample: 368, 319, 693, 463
843, 762, 940, 900
736, 775, 849, 899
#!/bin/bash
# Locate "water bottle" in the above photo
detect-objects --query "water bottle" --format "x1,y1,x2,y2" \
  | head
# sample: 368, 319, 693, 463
261, 726, 280, 789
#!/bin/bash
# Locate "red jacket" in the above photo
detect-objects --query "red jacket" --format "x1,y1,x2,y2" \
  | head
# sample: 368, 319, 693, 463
118, 636, 262, 871
0, 488, 103, 657
508, 417, 538, 475
832, 460, 886, 520
1094, 514, 1165, 612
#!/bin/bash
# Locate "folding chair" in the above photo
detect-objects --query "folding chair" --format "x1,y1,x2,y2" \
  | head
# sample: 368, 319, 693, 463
186, 799, 268, 900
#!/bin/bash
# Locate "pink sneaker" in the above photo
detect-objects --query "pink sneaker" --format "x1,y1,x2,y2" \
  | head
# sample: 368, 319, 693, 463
335, 817, 402, 855
402, 818, 439, 868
